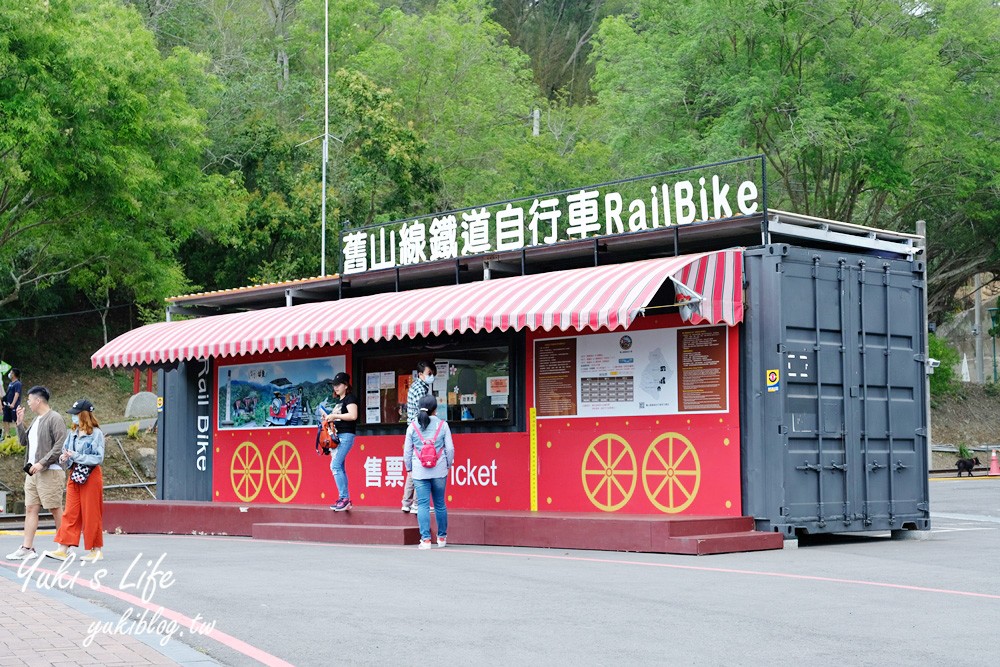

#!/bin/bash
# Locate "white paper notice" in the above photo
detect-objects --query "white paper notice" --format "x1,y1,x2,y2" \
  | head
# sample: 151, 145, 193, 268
380, 371, 395, 389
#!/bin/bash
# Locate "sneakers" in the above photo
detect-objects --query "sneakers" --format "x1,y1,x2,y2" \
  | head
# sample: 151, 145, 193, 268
44, 548, 71, 561
331, 498, 352, 512
5, 546, 37, 560
401, 504, 411, 513
407, 505, 419, 514
437, 536, 447, 548
418, 539, 432, 550
81, 549, 103, 563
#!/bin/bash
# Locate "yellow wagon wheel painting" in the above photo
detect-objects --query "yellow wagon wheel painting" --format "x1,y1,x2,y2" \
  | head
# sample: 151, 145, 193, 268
266, 441, 302, 503
642, 432, 701, 513
581, 434, 637, 512
230, 441, 264, 502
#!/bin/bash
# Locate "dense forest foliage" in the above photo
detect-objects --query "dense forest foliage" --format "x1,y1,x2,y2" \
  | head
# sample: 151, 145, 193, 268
1, 0, 997, 347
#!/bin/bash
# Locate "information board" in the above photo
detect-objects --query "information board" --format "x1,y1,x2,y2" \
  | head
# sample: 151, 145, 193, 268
534, 325, 728, 418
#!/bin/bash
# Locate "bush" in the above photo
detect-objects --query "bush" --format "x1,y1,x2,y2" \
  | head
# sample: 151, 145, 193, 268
0, 436, 25, 456
126, 422, 141, 439
958, 443, 973, 459
928, 334, 961, 395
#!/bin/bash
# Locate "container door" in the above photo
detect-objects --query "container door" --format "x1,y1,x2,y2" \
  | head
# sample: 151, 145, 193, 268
780, 254, 855, 529
777, 250, 928, 532
742, 245, 930, 535
852, 260, 927, 526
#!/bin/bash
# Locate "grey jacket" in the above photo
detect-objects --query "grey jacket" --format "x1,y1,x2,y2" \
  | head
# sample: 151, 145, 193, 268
18, 410, 67, 468
403, 416, 455, 480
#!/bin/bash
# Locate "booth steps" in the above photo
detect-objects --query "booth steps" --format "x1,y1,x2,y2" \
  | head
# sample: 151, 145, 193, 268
252, 522, 421, 545
103, 501, 784, 555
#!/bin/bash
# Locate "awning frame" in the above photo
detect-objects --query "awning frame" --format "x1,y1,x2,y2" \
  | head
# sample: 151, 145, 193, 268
93, 249, 744, 369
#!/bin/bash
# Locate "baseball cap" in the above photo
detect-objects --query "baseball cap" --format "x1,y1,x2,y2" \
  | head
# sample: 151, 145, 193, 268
68, 399, 95, 414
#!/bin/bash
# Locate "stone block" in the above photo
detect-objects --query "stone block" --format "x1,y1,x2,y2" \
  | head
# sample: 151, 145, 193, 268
125, 391, 158, 419
135, 447, 157, 478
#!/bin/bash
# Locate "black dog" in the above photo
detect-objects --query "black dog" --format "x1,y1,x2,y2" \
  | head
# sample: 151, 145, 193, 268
956, 457, 981, 477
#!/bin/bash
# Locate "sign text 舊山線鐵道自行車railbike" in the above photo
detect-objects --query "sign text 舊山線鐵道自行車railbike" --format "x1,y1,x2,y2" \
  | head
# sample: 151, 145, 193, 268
340, 158, 764, 275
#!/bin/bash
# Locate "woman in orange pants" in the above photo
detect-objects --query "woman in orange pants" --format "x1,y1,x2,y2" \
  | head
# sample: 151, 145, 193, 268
46, 399, 105, 563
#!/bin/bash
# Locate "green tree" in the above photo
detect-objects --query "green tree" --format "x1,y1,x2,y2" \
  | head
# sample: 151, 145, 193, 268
928, 333, 961, 395
349, 0, 541, 206
493, 0, 635, 103
590, 0, 1000, 319
0, 0, 242, 309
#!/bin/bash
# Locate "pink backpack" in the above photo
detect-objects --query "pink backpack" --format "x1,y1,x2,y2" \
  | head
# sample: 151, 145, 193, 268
413, 420, 445, 468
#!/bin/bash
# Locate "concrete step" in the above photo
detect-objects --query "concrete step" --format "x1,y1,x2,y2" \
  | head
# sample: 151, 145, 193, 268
659, 516, 756, 537
252, 522, 421, 545
662, 530, 785, 556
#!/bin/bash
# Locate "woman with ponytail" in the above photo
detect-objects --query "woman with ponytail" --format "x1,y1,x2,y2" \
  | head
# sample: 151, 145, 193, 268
403, 394, 454, 549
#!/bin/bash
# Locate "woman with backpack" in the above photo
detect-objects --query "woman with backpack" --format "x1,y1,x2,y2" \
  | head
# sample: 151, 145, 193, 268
403, 394, 454, 549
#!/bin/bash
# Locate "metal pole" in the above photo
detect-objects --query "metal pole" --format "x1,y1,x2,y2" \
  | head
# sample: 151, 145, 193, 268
320, 0, 329, 276
916, 220, 931, 470
975, 273, 984, 383
990, 308, 999, 383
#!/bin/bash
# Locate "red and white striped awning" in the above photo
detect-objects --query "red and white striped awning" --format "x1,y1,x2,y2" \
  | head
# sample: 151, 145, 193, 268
92, 249, 743, 368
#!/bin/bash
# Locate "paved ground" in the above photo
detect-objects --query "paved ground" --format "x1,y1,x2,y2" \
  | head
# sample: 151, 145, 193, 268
1, 475, 998, 666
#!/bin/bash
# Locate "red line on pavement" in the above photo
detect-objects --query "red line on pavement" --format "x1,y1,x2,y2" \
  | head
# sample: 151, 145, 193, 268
1, 560, 293, 666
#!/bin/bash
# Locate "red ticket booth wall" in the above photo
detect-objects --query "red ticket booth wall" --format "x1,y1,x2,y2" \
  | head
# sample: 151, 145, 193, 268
212, 313, 740, 516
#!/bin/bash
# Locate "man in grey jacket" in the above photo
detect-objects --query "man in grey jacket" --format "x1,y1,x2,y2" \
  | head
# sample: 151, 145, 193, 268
5, 386, 66, 560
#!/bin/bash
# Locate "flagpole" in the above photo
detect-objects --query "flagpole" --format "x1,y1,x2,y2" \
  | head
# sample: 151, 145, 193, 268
320, 0, 329, 276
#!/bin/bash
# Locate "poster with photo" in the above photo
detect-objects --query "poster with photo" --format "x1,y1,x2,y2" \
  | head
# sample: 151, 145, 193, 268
534, 326, 728, 418
217, 356, 346, 430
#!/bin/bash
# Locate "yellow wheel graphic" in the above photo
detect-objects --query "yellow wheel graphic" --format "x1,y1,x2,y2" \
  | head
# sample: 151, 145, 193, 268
231, 441, 264, 502
581, 434, 637, 512
643, 432, 701, 513
266, 441, 302, 503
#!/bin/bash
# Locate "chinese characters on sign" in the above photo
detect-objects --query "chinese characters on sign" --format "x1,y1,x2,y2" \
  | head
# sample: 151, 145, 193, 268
341, 169, 761, 274
364, 456, 406, 488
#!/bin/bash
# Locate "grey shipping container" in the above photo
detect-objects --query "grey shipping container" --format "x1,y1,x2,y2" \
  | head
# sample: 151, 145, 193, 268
741, 244, 930, 536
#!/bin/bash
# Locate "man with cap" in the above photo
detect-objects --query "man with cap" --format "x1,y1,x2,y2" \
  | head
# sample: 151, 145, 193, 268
5, 386, 66, 560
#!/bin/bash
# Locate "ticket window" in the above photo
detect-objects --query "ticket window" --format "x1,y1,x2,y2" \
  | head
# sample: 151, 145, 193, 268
434, 353, 510, 423
356, 343, 512, 428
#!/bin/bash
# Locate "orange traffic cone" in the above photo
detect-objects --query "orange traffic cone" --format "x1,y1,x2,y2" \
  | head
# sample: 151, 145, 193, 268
990, 450, 1000, 477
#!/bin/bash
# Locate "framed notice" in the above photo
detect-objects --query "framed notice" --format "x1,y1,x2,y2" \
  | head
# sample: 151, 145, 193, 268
535, 338, 577, 417
534, 325, 728, 418
677, 327, 727, 411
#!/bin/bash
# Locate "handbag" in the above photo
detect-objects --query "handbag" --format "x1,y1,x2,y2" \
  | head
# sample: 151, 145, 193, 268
315, 421, 339, 455
70, 463, 93, 485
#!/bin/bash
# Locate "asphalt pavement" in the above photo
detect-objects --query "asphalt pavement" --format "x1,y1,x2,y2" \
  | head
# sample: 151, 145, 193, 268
2, 476, 999, 666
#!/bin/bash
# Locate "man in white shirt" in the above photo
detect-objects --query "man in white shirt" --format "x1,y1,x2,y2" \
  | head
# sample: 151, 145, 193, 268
5, 386, 66, 560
